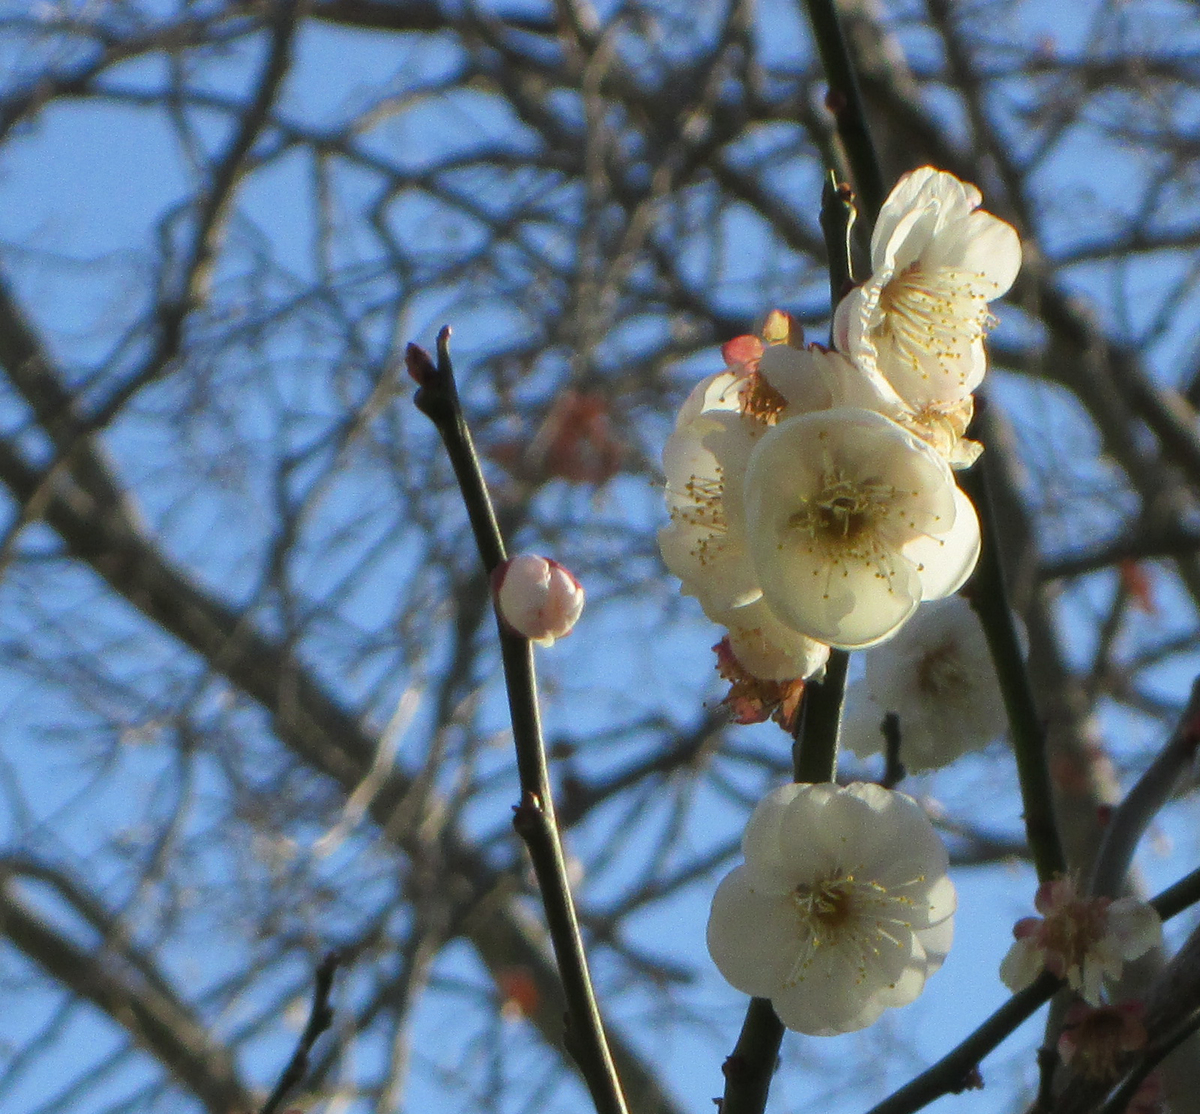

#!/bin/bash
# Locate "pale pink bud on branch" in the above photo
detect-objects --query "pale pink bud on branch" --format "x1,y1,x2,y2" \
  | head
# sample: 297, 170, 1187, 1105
493, 554, 584, 646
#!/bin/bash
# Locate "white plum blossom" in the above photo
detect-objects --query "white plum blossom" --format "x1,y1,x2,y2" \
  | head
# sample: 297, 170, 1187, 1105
494, 554, 584, 646
844, 595, 1005, 770
659, 371, 769, 617
659, 363, 831, 680
707, 782, 955, 1035
834, 166, 1021, 409
742, 407, 980, 649
661, 169, 1016, 681
814, 339, 982, 469
999, 877, 1162, 1006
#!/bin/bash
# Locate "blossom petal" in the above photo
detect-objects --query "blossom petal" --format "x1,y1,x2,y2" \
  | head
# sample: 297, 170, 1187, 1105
905, 485, 981, 601
1108, 898, 1163, 960
999, 937, 1044, 992
740, 784, 806, 893
718, 599, 831, 681
917, 911, 955, 975
871, 168, 979, 270
924, 209, 1022, 295
757, 345, 834, 414
707, 866, 800, 995
772, 929, 916, 1036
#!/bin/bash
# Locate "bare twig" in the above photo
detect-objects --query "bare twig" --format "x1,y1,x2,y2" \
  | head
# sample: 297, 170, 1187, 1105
0, 871, 253, 1114
1090, 676, 1200, 899
960, 448, 1066, 882
409, 329, 629, 1114
259, 952, 340, 1114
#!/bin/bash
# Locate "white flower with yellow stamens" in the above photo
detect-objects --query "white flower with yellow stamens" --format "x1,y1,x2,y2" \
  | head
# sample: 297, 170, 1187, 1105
658, 370, 772, 616
707, 781, 955, 1035
659, 363, 832, 680
743, 407, 980, 649
834, 167, 1021, 408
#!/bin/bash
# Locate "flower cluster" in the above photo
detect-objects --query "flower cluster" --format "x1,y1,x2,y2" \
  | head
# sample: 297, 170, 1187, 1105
660, 167, 1020, 676
684, 169, 1017, 1037
706, 782, 955, 1035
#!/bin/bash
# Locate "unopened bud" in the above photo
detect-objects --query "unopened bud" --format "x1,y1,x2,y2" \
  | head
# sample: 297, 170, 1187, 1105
494, 554, 584, 646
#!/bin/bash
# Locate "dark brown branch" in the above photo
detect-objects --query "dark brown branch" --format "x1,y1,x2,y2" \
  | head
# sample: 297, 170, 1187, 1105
411, 329, 629, 1114
312, 0, 557, 34
259, 952, 340, 1114
1090, 676, 1200, 899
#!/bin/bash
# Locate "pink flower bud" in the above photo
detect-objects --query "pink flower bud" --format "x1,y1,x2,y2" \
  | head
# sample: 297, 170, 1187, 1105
494, 555, 584, 646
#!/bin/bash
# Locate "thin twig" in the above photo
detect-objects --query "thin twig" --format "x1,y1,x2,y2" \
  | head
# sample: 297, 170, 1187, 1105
819, 170, 859, 298
880, 712, 906, 789
259, 952, 340, 1114
409, 329, 628, 1114
960, 444, 1066, 882
856, 867, 1200, 1114
1098, 1004, 1200, 1114
1090, 675, 1200, 899
864, 973, 1060, 1114
1151, 862, 1200, 923
803, 0, 886, 241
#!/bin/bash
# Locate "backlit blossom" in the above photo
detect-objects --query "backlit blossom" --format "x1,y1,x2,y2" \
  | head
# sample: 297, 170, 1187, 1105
494, 554, 584, 646
834, 167, 1021, 408
658, 371, 769, 617
815, 340, 982, 468
659, 360, 831, 680
844, 596, 1004, 770
707, 782, 955, 1035
742, 408, 980, 649
999, 877, 1162, 1005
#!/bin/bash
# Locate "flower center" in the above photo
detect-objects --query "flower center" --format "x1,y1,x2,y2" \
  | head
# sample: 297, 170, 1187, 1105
916, 639, 969, 698
784, 872, 919, 987
875, 264, 996, 384
738, 372, 788, 425
1040, 898, 1111, 973
788, 474, 900, 556
794, 876, 858, 934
